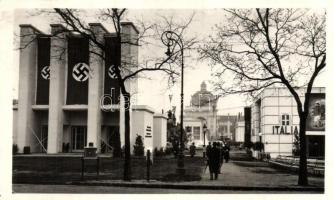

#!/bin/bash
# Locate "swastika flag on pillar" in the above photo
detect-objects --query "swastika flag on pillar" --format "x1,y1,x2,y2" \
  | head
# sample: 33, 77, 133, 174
36, 37, 51, 105
104, 36, 120, 105
66, 37, 89, 105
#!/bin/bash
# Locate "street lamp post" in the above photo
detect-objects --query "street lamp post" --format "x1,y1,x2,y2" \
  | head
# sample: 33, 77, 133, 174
203, 123, 207, 158
161, 31, 185, 175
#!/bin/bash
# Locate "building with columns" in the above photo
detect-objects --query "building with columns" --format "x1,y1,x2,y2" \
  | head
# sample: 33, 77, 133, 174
217, 114, 238, 141
234, 113, 245, 143
13, 22, 167, 154
183, 81, 243, 146
183, 81, 218, 147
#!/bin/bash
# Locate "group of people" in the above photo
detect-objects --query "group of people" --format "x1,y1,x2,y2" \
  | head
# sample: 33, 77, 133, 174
206, 141, 230, 180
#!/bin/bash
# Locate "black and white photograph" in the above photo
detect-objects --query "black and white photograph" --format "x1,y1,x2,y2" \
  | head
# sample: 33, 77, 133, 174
0, 0, 333, 198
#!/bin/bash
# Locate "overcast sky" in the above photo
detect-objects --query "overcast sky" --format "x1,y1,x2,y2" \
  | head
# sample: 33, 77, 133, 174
12, 9, 326, 118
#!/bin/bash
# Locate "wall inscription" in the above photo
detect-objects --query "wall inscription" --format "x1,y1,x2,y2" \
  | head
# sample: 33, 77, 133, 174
272, 126, 298, 135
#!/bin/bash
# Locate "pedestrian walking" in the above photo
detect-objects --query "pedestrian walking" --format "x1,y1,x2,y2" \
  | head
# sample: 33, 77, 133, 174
218, 142, 224, 173
189, 142, 196, 158
208, 142, 221, 180
205, 142, 212, 158
223, 142, 230, 163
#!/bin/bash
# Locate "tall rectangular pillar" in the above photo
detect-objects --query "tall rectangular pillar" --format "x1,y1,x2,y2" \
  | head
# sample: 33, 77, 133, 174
17, 25, 41, 153
244, 107, 252, 145
87, 23, 107, 151
120, 22, 139, 150
47, 24, 67, 153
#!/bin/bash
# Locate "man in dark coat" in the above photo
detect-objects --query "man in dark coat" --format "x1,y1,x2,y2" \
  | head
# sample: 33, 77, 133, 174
189, 142, 196, 157
223, 142, 230, 163
208, 142, 221, 180
205, 142, 212, 158
218, 142, 224, 173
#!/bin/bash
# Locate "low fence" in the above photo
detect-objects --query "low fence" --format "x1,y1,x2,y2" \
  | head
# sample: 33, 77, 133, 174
268, 155, 324, 176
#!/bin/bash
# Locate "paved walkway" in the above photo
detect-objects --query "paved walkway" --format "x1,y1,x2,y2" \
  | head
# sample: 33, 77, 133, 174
199, 160, 324, 188
77, 160, 324, 191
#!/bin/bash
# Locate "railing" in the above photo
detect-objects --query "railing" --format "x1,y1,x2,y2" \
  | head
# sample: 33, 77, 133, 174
272, 155, 324, 176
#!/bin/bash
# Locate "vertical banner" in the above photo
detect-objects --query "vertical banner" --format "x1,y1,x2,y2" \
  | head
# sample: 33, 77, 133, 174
244, 107, 251, 144
104, 36, 120, 105
306, 93, 325, 131
36, 37, 51, 105
66, 37, 89, 105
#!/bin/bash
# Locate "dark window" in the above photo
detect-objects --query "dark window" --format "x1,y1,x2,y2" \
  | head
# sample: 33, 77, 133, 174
282, 114, 290, 126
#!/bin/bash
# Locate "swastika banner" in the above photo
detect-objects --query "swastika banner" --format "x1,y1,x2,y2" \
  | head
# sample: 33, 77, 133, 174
66, 37, 89, 105
104, 36, 120, 105
36, 37, 50, 105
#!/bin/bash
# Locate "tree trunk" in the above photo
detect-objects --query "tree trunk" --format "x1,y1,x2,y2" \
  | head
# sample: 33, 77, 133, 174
123, 92, 131, 181
298, 114, 308, 186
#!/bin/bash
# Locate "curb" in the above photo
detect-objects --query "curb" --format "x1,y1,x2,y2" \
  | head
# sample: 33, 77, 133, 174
70, 181, 324, 192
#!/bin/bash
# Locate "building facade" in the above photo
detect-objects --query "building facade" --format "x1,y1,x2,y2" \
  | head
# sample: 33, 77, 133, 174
183, 81, 218, 146
13, 23, 167, 154
183, 82, 245, 146
234, 113, 245, 143
217, 115, 237, 141
250, 87, 325, 158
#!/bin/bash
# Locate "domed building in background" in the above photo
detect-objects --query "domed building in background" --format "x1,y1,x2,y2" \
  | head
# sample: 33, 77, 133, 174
183, 81, 218, 147
190, 81, 216, 108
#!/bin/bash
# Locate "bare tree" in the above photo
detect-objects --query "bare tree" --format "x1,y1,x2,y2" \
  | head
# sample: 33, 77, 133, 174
199, 8, 325, 186
19, 8, 196, 181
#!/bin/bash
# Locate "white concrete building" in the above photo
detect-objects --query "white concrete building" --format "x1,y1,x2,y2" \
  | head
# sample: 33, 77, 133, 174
217, 115, 237, 141
153, 113, 168, 149
183, 82, 218, 147
235, 114, 245, 143
250, 87, 325, 158
13, 23, 167, 154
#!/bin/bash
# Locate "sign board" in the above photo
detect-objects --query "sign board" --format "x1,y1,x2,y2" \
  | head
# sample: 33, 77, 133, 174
145, 126, 152, 137
272, 125, 298, 135
306, 93, 325, 131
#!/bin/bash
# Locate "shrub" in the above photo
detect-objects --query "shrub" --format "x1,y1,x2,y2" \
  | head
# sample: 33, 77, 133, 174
153, 147, 158, 156
164, 146, 173, 155
133, 135, 145, 156
65, 143, 70, 153
159, 147, 165, 156
13, 144, 18, 155
244, 141, 254, 149
62, 143, 70, 153
253, 141, 264, 151
292, 148, 300, 156
23, 146, 30, 154
154, 147, 165, 157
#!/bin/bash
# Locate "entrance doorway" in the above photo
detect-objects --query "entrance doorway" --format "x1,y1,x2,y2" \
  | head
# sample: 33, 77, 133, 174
307, 135, 325, 158
40, 125, 48, 153
102, 126, 120, 154
71, 126, 87, 151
